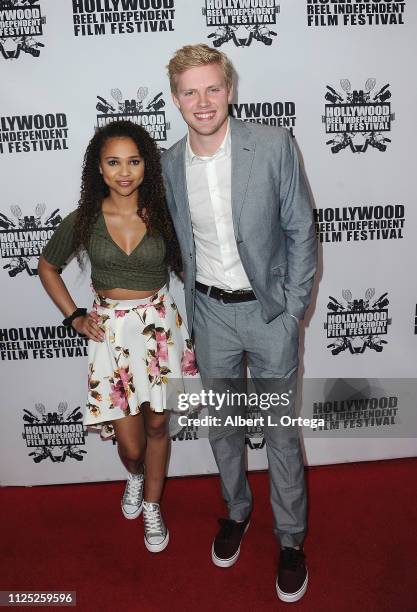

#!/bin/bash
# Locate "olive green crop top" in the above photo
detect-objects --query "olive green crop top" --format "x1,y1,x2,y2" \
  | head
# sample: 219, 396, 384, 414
42, 210, 168, 291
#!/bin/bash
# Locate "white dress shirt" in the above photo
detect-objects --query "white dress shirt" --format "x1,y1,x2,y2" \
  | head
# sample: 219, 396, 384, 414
185, 121, 252, 291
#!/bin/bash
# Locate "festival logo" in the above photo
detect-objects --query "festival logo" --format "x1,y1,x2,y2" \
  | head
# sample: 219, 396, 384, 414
311, 394, 399, 432
172, 421, 199, 442
202, 0, 280, 47
0, 0, 45, 61
245, 405, 265, 450
0, 204, 61, 277
96, 87, 170, 145
314, 204, 405, 244
307, 0, 406, 27
325, 289, 391, 355
229, 100, 296, 135
322, 79, 394, 154
22, 402, 87, 463
0, 112, 69, 155
72, 0, 175, 36
0, 325, 88, 361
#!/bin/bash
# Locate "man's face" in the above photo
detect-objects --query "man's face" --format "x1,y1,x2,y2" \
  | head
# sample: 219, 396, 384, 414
172, 63, 233, 138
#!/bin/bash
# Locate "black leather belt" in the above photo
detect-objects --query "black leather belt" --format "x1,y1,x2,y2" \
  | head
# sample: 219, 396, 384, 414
195, 281, 256, 303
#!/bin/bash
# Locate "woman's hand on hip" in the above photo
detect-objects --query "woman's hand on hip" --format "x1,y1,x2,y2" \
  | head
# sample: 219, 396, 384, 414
72, 311, 104, 342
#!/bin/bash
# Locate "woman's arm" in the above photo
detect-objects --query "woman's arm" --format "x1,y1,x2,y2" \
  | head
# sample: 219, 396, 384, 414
38, 255, 103, 342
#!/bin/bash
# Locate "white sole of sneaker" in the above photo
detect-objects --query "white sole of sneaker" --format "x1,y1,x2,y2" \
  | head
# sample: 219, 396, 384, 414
144, 530, 169, 553
276, 570, 308, 603
211, 521, 250, 568
121, 502, 143, 520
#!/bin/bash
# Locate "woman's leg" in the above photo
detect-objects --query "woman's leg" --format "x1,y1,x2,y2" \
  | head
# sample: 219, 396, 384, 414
112, 413, 146, 475
142, 404, 170, 502
112, 414, 146, 520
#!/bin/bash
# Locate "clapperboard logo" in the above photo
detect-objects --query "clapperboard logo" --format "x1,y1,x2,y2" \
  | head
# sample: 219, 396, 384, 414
202, 0, 280, 48
245, 405, 265, 450
0, 204, 61, 277
96, 86, 170, 145
0, 0, 46, 61
325, 289, 391, 356
322, 79, 395, 154
22, 402, 88, 464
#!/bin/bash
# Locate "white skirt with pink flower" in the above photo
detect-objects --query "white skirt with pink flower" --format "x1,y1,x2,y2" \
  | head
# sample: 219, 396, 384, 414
84, 285, 200, 439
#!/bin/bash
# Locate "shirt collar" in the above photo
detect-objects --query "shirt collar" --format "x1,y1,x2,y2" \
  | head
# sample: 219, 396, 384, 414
186, 118, 231, 164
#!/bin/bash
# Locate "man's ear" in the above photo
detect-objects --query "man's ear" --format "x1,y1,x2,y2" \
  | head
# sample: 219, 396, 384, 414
171, 92, 181, 110
227, 84, 234, 104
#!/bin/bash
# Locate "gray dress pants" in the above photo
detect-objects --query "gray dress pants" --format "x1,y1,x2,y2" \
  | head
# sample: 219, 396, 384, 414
193, 289, 306, 548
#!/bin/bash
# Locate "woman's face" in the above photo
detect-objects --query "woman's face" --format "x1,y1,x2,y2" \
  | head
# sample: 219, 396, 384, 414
99, 136, 145, 198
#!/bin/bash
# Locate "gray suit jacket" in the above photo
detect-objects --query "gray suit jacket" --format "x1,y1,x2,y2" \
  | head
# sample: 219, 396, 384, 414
161, 117, 317, 332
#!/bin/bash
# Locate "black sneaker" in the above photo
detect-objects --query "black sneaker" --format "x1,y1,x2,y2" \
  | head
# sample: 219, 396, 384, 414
211, 516, 250, 568
276, 547, 308, 603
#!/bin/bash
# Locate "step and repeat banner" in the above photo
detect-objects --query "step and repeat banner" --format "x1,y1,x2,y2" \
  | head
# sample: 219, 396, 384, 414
1, 0, 416, 486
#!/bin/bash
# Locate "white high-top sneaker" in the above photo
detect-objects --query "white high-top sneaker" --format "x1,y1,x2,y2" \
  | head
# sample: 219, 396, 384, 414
121, 473, 144, 519
143, 501, 169, 552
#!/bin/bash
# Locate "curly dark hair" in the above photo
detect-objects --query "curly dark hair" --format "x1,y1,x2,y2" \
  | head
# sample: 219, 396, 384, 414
73, 120, 182, 274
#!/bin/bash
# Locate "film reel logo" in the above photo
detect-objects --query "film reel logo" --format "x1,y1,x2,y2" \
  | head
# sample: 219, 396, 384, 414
22, 402, 87, 464
0, 204, 62, 277
96, 85, 170, 144
323, 78, 395, 154
0, 0, 46, 61
325, 288, 391, 355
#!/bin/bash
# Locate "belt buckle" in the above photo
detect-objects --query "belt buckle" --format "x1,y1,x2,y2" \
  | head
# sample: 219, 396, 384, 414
218, 288, 227, 303
220, 288, 236, 304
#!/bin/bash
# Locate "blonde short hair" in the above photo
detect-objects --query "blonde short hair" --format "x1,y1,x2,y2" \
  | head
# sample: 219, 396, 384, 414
167, 44, 234, 93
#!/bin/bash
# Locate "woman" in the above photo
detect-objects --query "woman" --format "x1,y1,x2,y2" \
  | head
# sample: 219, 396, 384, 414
38, 120, 198, 553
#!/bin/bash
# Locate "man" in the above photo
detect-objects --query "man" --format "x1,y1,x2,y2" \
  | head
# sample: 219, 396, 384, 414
162, 44, 316, 602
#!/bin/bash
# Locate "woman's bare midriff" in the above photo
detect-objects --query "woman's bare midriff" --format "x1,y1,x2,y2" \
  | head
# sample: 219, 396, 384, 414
97, 287, 163, 300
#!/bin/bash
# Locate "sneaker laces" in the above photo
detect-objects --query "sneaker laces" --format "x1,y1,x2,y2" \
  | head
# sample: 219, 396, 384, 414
123, 475, 143, 505
280, 547, 303, 572
143, 503, 165, 536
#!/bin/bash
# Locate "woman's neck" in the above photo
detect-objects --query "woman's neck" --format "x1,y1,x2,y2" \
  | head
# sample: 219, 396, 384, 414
103, 192, 139, 215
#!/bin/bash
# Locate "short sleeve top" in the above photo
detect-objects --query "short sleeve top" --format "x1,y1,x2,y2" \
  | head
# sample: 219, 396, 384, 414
42, 210, 168, 291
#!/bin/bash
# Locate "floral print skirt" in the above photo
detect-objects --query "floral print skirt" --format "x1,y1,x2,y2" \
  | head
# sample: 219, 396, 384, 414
84, 285, 199, 439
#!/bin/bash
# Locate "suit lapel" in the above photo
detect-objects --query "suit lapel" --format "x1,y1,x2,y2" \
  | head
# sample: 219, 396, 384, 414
169, 119, 255, 244
230, 117, 256, 237
169, 136, 194, 241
